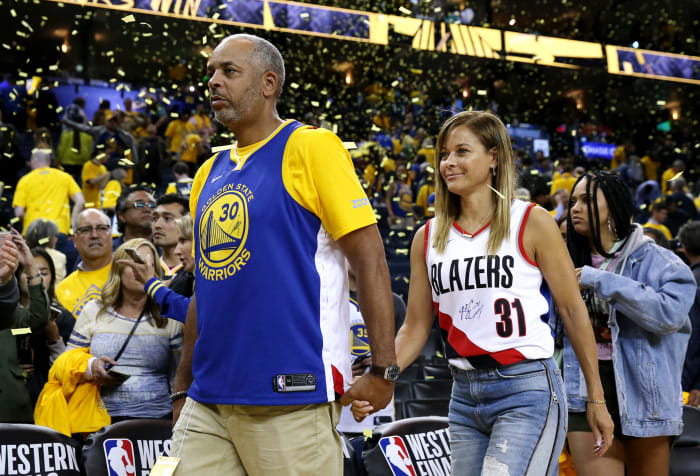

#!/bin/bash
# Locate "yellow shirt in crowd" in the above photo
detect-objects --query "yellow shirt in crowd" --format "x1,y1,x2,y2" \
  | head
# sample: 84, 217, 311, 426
81, 161, 108, 209
550, 172, 578, 195
180, 133, 202, 164
660, 167, 677, 195
643, 222, 672, 240
55, 264, 111, 318
13, 167, 81, 234
102, 180, 122, 210
165, 119, 195, 154
416, 183, 435, 216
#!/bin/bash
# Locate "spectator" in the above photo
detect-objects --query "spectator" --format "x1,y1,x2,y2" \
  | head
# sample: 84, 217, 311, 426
56, 98, 92, 185
66, 239, 183, 422
152, 194, 188, 279
62, 112, 139, 172
679, 221, 700, 284
102, 168, 128, 217
81, 149, 110, 209
25, 218, 67, 283
164, 109, 194, 159
513, 187, 531, 201
55, 209, 113, 318
661, 159, 684, 195
165, 161, 194, 198
135, 124, 168, 191
113, 185, 155, 249
565, 171, 694, 475
385, 163, 414, 229
121, 216, 195, 323
551, 188, 570, 222
188, 104, 213, 144
178, 132, 206, 175
1, 231, 49, 422
550, 160, 577, 195
415, 167, 435, 219
0, 237, 20, 331
634, 179, 661, 210
643, 198, 672, 240
13, 149, 85, 235
642, 226, 671, 249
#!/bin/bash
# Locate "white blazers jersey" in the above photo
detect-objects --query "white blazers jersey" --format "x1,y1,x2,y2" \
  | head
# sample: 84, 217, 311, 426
424, 199, 553, 370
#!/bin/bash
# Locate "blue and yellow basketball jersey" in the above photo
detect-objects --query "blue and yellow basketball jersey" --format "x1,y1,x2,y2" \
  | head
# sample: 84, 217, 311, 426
189, 120, 376, 405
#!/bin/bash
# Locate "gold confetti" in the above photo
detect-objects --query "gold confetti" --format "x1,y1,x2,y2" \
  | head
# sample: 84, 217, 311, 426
38, 237, 50, 245
122, 14, 136, 23
10, 217, 19, 224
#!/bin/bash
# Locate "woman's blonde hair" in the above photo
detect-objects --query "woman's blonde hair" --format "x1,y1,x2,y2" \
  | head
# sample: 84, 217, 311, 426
176, 215, 193, 241
433, 111, 516, 254
100, 238, 166, 328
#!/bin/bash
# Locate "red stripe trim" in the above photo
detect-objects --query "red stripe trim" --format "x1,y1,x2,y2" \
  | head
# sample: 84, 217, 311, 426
518, 203, 539, 267
424, 219, 431, 260
435, 304, 526, 365
453, 220, 491, 238
331, 365, 344, 396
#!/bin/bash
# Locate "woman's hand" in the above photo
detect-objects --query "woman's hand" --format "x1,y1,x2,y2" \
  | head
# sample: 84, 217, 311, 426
350, 399, 374, 423
586, 402, 615, 456
91, 355, 120, 386
117, 259, 156, 286
10, 230, 37, 276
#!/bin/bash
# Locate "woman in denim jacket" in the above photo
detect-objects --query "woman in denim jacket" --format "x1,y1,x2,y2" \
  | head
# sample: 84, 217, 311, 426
564, 171, 695, 476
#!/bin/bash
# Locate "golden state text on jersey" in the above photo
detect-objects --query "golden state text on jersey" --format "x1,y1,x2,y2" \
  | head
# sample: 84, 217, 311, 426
197, 183, 253, 281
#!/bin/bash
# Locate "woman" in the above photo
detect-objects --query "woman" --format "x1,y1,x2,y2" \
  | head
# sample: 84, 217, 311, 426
564, 171, 695, 476
120, 216, 194, 323
66, 239, 183, 421
353, 111, 613, 475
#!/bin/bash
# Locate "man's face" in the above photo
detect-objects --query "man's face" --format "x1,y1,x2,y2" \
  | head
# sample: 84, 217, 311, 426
207, 37, 262, 126
74, 212, 113, 261
120, 191, 155, 231
153, 203, 185, 248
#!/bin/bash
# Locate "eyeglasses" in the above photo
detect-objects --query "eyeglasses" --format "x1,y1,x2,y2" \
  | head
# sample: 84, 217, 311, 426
131, 201, 157, 209
76, 225, 112, 236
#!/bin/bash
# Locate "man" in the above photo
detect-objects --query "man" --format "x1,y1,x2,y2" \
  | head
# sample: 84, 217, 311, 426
680, 222, 700, 407
62, 112, 138, 171
13, 149, 85, 235
81, 149, 110, 209
170, 34, 396, 475
165, 161, 194, 198
164, 109, 194, 159
152, 194, 188, 278
55, 209, 112, 318
57, 97, 92, 184
113, 185, 156, 249
643, 198, 672, 240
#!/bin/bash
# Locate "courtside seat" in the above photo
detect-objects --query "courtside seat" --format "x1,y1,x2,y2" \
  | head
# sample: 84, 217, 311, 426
412, 379, 453, 400
0, 423, 83, 475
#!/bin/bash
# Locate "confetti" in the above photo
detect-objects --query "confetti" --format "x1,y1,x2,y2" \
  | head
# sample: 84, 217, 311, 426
122, 14, 135, 23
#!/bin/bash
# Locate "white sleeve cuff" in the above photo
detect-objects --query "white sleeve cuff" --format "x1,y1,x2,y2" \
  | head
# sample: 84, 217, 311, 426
85, 356, 97, 379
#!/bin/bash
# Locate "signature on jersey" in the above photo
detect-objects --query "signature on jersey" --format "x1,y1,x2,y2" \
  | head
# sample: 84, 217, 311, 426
458, 299, 483, 321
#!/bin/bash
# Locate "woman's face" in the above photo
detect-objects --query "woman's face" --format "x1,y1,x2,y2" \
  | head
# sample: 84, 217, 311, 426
570, 178, 610, 238
120, 244, 156, 294
439, 125, 496, 196
33, 255, 53, 291
175, 235, 194, 273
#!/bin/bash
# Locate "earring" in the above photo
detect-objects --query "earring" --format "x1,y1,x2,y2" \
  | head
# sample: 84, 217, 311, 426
491, 167, 497, 177
607, 217, 616, 238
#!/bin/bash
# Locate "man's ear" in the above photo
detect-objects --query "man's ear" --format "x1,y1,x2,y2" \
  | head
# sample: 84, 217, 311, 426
261, 71, 279, 99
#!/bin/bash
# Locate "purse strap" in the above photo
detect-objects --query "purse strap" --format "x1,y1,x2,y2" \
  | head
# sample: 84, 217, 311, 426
105, 309, 145, 370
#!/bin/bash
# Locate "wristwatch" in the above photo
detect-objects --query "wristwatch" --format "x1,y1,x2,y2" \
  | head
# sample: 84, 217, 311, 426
369, 363, 401, 383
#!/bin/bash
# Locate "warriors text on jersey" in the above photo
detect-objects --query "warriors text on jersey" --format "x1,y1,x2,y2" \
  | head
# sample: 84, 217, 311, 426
424, 199, 553, 370
189, 120, 376, 405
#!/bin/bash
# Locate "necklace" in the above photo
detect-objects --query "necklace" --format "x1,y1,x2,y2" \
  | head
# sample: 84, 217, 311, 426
455, 214, 492, 238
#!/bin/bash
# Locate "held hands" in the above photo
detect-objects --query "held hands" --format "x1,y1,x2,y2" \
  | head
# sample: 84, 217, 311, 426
340, 373, 394, 419
687, 389, 700, 407
586, 401, 615, 456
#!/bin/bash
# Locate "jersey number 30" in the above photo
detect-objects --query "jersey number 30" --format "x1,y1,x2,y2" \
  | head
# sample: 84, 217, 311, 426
494, 298, 526, 338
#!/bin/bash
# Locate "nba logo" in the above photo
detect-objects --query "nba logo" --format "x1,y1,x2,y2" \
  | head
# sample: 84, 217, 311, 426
379, 436, 416, 476
277, 375, 286, 392
103, 438, 136, 476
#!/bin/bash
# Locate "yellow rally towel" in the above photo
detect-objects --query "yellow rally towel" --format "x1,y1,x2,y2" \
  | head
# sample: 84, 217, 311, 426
34, 347, 111, 436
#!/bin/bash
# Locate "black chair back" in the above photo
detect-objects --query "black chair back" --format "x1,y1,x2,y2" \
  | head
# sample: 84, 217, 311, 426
0, 423, 82, 475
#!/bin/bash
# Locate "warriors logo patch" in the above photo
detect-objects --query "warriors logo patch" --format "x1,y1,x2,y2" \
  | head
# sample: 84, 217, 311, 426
198, 187, 252, 281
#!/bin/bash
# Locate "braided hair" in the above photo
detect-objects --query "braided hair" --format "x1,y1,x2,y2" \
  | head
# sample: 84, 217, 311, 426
565, 171, 634, 340
566, 171, 634, 268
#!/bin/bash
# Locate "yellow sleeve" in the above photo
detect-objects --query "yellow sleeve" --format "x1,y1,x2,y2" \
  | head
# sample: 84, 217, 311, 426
416, 185, 428, 209
165, 183, 176, 195
67, 173, 81, 197
164, 121, 176, 138
283, 128, 376, 241
102, 181, 121, 209
189, 153, 218, 256
12, 175, 27, 208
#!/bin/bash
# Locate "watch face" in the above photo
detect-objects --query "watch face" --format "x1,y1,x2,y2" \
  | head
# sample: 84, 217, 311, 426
386, 364, 400, 382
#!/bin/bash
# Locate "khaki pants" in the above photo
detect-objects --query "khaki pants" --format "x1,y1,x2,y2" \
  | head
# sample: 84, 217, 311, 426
171, 397, 342, 476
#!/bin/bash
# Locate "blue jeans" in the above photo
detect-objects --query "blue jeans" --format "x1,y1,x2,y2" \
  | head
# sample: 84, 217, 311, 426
449, 358, 567, 476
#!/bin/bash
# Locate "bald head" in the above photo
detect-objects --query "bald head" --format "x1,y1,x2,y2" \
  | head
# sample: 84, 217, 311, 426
218, 34, 285, 98
77, 208, 110, 228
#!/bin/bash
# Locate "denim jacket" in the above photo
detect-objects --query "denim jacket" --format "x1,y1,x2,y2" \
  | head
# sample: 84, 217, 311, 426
563, 224, 695, 437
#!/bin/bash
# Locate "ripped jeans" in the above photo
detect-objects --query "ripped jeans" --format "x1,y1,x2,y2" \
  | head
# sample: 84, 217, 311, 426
448, 358, 567, 476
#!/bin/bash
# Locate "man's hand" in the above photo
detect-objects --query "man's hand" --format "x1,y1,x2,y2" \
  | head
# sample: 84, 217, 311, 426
117, 259, 156, 286
352, 357, 371, 377
11, 229, 37, 276
688, 389, 700, 407
0, 239, 20, 285
340, 373, 393, 414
